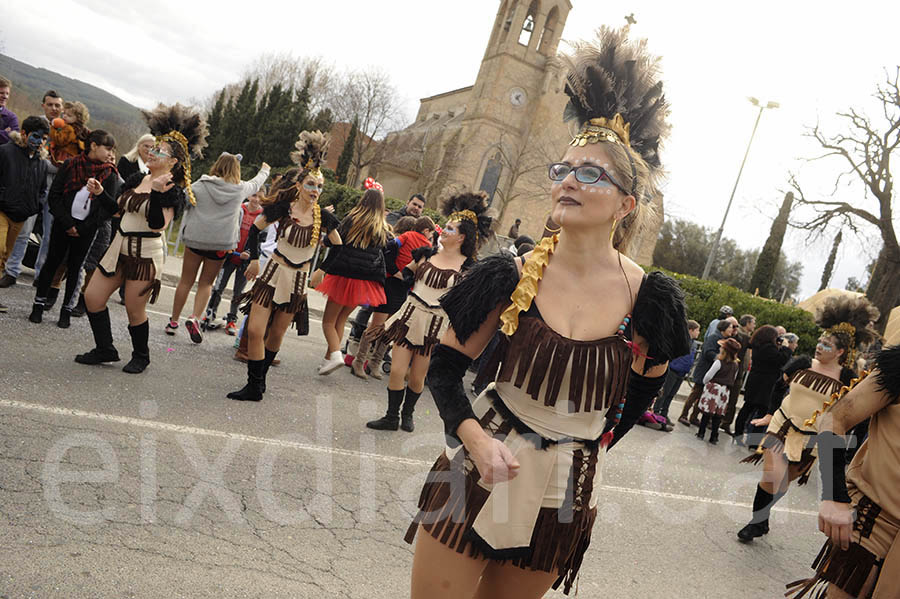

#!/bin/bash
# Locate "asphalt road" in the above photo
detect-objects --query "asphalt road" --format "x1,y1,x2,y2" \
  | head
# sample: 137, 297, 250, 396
0, 277, 828, 598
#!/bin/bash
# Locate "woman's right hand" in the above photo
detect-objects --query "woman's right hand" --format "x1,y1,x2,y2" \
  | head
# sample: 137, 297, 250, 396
467, 435, 520, 484
309, 268, 324, 289
245, 260, 259, 282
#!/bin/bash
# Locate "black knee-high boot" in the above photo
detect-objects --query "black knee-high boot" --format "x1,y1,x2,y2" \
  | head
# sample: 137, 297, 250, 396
709, 415, 722, 444
367, 388, 404, 430
737, 484, 785, 541
75, 308, 120, 364
260, 349, 278, 393
122, 320, 150, 374
400, 388, 422, 433
227, 359, 265, 402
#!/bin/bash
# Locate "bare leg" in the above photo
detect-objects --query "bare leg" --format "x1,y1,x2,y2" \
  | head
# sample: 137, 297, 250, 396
473, 560, 560, 599
84, 271, 123, 313
321, 299, 350, 356
388, 344, 414, 391
407, 352, 431, 394
123, 279, 151, 326
246, 302, 273, 361
170, 248, 202, 321
265, 309, 295, 353
760, 448, 790, 495
192, 257, 224, 318
410, 526, 487, 599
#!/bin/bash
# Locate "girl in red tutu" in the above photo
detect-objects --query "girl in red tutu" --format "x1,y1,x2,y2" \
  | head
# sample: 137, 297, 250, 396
315, 184, 393, 375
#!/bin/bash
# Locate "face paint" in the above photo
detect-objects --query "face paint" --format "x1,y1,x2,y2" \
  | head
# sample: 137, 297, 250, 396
302, 182, 324, 192
26, 133, 45, 150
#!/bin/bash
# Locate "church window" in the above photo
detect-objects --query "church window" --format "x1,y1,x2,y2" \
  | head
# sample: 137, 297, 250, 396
479, 151, 503, 204
537, 6, 559, 55
518, 0, 539, 46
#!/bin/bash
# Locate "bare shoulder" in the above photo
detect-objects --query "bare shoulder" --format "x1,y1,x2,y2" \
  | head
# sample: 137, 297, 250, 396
619, 253, 648, 292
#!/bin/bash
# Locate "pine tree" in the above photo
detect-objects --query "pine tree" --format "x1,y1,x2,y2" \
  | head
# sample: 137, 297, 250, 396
335, 118, 358, 184
749, 191, 794, 297
818, 230, 842, 291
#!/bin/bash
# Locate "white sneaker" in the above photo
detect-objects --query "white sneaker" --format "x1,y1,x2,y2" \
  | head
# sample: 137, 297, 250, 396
317, 351, 345, 375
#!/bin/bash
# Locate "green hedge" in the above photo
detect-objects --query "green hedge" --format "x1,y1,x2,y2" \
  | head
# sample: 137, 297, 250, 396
646, 266, 820, 354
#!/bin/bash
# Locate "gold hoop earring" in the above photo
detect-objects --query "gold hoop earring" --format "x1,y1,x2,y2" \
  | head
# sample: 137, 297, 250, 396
610, 218, 618, 243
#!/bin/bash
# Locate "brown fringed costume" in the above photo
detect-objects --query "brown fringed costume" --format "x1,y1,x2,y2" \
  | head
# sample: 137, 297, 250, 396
382, 258, 461, 356
242, 204, 339, 333
406, 242, 690, 594
97, 175, 184, 304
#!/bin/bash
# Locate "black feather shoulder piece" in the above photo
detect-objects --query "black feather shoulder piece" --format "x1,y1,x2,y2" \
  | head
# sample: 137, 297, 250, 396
411, 245, 439, 263
874, 344, 900, 403
784, 355, 813, 377
439, 253, 519, 344
560, 26, 670, 170
262, 199, 291, 223
631, 271, 691, 371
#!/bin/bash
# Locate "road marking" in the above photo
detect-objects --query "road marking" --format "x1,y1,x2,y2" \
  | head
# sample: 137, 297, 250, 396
0, 398, 817, 516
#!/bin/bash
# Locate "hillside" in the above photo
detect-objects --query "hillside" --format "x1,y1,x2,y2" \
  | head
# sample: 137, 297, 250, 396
1, 53, 145, 151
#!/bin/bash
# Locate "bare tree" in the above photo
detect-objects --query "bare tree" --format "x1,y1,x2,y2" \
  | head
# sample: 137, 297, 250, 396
330, 68, 407, 186
789, 67, 899, 332
242, 53, 336, 114
491, 127, 558, 225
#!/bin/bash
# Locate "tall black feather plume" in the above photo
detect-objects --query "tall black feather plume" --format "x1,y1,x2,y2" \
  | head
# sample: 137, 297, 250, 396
290, 131, 329, 173
560, 27, 670, 169
142, 103, 208, 158
816, 296, 880, 346
441, 191, 494, 252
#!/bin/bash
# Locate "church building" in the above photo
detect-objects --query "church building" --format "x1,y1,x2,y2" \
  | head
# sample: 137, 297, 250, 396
368, 1, 662, 263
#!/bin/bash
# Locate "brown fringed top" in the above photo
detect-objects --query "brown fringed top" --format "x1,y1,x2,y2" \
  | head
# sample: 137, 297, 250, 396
780, 369, 845, 433
410, 261, 460, 307
789, 369, 844, 397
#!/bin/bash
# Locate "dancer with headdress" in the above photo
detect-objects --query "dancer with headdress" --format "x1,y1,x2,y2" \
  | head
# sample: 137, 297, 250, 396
366, 192, 492, 433
737, 296, 879, 543
74, 103, 207, 374
786, 327, 899, 598
226, 131, 341, 401
404, 28, 690, 597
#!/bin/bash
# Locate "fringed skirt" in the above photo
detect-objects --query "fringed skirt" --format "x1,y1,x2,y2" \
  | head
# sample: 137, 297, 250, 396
786, 485, 898, 598
382, 294, 446, 357
241, 254, 310, 334
740, 408, 817, 485
97, 231, 163, 304
405, 388, 602, 595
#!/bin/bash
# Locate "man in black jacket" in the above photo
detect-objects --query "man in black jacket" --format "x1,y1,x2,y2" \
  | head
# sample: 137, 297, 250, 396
386, 193, 425, 227
0, 116, 50, 313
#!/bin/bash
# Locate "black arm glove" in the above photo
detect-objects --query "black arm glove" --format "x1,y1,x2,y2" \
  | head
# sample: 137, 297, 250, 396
427, 344, 476, 447
401, 265, 416, 290
246, 225, 265, 260
817, 431, 852, 503
147, 190, 166, 229
606, 371, 667, 450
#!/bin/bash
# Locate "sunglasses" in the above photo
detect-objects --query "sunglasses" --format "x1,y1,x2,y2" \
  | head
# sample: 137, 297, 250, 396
149, 146, 172, 158
816, 342, 835, 352
548, 162, 628, 195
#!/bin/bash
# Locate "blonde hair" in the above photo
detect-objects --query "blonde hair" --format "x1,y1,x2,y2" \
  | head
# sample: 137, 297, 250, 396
344, 189, 389, 247
124, 133, 155, 162
600, 141, 657, 254
208, 153, 241, 184
63, 101, 90, 127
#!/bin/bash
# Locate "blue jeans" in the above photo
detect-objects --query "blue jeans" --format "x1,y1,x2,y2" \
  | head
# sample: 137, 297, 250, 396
5, 199, 52, 278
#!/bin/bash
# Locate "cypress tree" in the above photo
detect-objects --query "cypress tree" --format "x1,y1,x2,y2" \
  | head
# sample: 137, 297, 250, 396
335, 118, 358, 184
749, 191, 794, 297
819, 230, 842, 291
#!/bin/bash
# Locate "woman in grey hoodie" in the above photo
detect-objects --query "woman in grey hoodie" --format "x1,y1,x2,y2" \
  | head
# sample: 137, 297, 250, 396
167, 152, 269, 343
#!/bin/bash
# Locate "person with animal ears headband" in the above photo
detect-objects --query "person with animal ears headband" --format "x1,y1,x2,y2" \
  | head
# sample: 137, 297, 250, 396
366, 191, 492, 433
402, 28, 691, 597
226, 131, 342, 402
72, 104, 206, 373
738, 296, 879, 544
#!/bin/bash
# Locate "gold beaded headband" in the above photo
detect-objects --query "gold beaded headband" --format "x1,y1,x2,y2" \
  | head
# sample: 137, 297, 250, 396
570, 113, 638, 196
304, 158, 323, 179
157, 130, 197, 206
825, 322, 858, 366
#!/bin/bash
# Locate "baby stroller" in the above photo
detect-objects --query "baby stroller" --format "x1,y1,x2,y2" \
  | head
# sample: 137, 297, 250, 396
343, 306, 392, 375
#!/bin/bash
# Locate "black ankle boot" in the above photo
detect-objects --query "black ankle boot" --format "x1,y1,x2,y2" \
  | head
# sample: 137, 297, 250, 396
122, 320, 150, 374
45, 287, 60, 310
738, 485, 782, 542
367, 389, 404, 430
28, 303, 43, 323
57, 307, 72, 329
401, 388, 422, 432
260, 349, 278, 393
227, 359, 265, 401
75, 308, 120, 364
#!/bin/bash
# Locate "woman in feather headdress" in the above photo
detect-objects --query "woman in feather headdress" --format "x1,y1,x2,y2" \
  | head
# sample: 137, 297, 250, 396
226, 131, 343, 402
74, 103, 207, 374
737, 295, 879, 544
403, 28, 691, 597
366, 191, 492, 433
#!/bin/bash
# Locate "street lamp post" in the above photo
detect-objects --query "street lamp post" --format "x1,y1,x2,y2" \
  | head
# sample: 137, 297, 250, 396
701, 97, 779, 280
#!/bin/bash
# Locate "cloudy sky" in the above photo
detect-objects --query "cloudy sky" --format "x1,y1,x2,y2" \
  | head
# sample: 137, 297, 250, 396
4, 0, 898, 299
